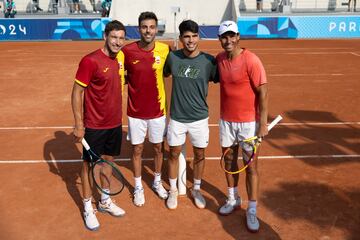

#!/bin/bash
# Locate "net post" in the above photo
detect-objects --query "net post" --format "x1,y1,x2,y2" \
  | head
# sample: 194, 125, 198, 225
178, 144, 186, 195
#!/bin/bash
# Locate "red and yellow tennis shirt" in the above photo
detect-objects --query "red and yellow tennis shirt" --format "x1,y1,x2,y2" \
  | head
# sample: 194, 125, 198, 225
121, 41, 170, 119
75, 49, 125, 129
216, 48, 267, 122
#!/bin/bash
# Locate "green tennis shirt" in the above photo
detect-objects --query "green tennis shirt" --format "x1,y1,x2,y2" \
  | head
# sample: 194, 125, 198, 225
164, 50, 217, 123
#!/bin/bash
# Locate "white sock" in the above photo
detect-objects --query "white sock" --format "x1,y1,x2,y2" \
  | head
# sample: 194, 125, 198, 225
101, 189, 110, 203
83, 197, 93, 212
227, 187, 236, 200
134, 176, 143, 189
154, 172, 161, 185
234, 187, 239, 198
193, 178, 201, 190
248, 200, 257, 211
169, 178, 177, 191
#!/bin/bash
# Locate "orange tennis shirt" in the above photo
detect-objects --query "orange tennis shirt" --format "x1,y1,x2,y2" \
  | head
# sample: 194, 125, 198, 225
121, 41, 169, 119
216, 48, 267, 122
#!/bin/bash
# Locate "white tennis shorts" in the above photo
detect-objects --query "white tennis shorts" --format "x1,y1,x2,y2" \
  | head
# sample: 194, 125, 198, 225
127, 115, 166, 145
167, 118, 209, 148
219, 119, 257, 151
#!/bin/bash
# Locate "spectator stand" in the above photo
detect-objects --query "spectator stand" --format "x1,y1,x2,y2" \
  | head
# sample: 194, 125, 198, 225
0, 1, 4, 18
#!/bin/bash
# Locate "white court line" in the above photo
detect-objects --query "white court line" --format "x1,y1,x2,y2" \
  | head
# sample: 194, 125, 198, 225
0, 154, 359, 164
269, 73, 344, 77
10, 52, 357, 58
1, 122, 360, 130
0, 126, 75, 130
2, 54, 83, 58
208, 122, 360, 127
204, 48, 353, 51
260, 52, 355, 55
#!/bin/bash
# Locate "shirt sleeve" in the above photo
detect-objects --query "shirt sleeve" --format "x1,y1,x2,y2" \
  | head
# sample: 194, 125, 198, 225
163, 53, 172, 77
210, 56, 219, 83
75, 56, 96, 87
247, 52, 267, 87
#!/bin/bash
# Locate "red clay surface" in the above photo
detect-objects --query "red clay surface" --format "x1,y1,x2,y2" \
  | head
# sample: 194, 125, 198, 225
0, 39, 359, 240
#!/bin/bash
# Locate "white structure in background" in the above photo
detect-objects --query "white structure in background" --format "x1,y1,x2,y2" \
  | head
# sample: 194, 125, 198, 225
110, 0, 240, 34
9, 0, 351, 21
110, 0, 350, 34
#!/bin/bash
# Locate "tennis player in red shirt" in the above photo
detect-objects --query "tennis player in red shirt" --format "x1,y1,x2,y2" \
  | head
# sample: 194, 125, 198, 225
121, 12, 170, 207
216, 20, 269, 233
71, 20, 126, 231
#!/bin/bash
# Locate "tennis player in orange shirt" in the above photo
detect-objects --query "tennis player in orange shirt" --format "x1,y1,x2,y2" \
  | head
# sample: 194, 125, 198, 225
216, 20, 269, 233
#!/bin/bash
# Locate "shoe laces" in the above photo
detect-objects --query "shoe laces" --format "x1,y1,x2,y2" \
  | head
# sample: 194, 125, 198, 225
169, 189, 178, 197
225, 197, 238, 207
107, 200, 122, 211
153, 181, 163, 189
134, 188, 144, 198
249, 214, 257, 223
84, 209, 97, 216
154, 180, 167, 190
101, 198, 116, 207
247, 208, 257, 222
192, 189, 202, 198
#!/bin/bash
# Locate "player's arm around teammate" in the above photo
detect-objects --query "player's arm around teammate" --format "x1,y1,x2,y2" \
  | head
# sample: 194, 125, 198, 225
71, 20, 126, 231
163, 20, 218, 210
216, 20, 268, 233
121, 12, 170, 207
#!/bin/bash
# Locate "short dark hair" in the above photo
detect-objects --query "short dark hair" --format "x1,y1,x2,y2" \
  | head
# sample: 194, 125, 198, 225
138, 11, 158, 26
179, 20, 199, 36
104, 20, 126, 36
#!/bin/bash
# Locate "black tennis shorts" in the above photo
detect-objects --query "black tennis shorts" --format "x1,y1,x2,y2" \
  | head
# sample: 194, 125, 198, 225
82, 125, 122, 162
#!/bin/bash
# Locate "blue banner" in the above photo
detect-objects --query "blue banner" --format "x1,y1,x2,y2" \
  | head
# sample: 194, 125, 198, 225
238, 16, 360, 39
199, 26, 219, 39
1, 16, 360, 40
0, 18, 139, 41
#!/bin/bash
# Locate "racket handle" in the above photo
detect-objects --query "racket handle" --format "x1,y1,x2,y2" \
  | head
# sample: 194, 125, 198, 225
267, 115, 283, 131
81, 138, 91, 151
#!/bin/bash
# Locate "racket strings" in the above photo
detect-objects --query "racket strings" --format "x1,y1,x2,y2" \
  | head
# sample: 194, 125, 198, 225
242, 140, 259, 163
219, 115, 282, 175
91, 161, 124, 196
82, 139, 125, 196
87, 150, 125, 196
220, 140, 259, 175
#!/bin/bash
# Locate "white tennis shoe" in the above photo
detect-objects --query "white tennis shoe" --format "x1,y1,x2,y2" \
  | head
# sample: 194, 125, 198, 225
246, 208, 260, 232
218, 196, 241, 216
191, 189, 206, 209
152, 181, 168, 199
98, 199, 125, 217
166, 189, 178, 210
83, 210, 100, 231
133, 187, 145, 207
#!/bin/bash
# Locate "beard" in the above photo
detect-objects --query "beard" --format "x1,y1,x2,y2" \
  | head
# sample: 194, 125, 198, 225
141, 34, 155, 44
105, 43, 120, 57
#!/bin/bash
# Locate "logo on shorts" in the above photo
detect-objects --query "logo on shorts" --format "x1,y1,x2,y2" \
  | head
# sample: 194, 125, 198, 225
132, 60, 140, 64
103, 67, 109, 73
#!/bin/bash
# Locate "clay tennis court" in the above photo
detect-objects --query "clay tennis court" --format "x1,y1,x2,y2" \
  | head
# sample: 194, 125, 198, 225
0, 39, 359, 240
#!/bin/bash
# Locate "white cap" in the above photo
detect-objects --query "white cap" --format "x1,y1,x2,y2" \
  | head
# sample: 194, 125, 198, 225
218, 20, 239, 36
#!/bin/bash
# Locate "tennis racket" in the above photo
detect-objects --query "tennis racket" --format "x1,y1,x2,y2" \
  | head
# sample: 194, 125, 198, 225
82, 138, 125, 196
220, 115, 283, 174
